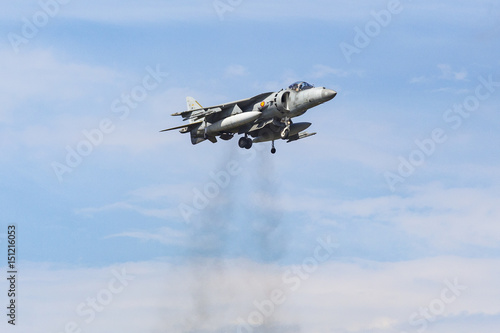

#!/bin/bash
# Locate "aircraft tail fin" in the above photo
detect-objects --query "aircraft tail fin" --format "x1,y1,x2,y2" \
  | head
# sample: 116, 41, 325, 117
186, 97, 203, 111
184, 97, 206, 123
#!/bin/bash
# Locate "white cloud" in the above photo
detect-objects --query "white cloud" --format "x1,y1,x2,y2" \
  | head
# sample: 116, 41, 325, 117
431, 87, 472, 94
0, 49, 188, 169
106, 227, 187, 246
0, 48, 130, 164
438, 64, 468, 81
0, 1, 214, 23
76, 183, 191, 221
6, 256, 500, 332
252, 184, 500, 251
0, 0, 379, 24
409, 75, 428, 84
1, 0, 494, 29
225, 64, 249, 77
409, 64, 469, 87
76, 201, 179, 220
0, 49, 120, 114
79, 177, 500, 259
311, 64, 363, 79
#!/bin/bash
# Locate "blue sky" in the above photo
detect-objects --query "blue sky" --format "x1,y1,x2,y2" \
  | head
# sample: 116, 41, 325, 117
1, 0, 500, 332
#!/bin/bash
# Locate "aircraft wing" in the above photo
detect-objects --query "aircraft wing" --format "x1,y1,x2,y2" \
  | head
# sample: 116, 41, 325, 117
171, 92, 274, 121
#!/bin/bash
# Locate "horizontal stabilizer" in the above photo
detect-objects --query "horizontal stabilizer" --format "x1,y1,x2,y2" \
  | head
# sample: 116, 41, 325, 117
160, 120, 203, 132
171, 107, 221, 117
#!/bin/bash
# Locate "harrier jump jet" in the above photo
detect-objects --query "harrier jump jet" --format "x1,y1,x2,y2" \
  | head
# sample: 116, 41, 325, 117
161, 82, 337, 154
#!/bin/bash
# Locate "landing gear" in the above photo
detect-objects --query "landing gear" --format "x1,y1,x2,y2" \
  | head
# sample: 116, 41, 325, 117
280, 118, 291, 140
219, 133, 234, 141
280, 126, 290, 140
238, 136, 253, 149
238, 135, 278, 154
271, 140, 276, 154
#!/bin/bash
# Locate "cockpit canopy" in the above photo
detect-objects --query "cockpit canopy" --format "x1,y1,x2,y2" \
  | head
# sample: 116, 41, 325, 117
289, 81, 314, 91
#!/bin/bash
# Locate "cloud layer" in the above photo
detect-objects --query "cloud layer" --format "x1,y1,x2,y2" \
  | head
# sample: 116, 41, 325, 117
4, 256, 500, 333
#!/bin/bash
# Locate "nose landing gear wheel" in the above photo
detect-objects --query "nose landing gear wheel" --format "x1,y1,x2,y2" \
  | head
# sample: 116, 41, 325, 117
280, 117, 291, 140
271, 140, 276, 154
280, 126, 290, 140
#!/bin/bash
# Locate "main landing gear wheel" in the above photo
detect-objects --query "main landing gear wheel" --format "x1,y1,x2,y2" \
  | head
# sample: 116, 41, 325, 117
238, 137, 253, 149
271, 140, 276, 154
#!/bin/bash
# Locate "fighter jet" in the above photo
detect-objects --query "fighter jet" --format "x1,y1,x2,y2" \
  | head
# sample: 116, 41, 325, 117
161, 81, 337, 154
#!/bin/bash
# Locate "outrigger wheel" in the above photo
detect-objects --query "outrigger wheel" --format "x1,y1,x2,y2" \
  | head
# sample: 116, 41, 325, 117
271, 140, 276, 154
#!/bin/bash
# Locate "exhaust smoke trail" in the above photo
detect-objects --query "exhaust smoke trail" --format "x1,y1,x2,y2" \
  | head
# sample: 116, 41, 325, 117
180, 144, 296, 332
182, 146, 238, 332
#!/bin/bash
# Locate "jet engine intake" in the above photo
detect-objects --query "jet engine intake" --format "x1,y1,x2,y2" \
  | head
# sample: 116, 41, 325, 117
275, 90, 291, 113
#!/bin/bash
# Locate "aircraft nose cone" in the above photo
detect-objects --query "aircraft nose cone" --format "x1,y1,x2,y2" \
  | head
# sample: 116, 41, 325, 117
321, 88, 337, 101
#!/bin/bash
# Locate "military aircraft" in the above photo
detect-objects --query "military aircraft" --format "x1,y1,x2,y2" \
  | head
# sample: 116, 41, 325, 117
161, 81, 337, 154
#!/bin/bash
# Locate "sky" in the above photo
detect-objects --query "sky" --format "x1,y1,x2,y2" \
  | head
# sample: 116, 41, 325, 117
1, 0, 500, 332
